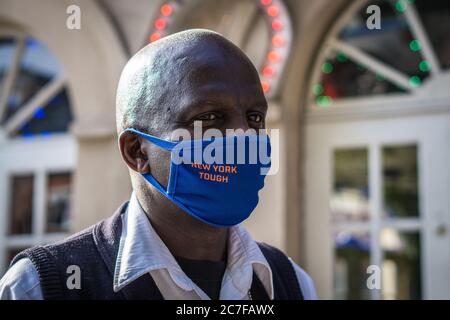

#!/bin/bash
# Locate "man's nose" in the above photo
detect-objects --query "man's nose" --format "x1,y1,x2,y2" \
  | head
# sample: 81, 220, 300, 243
227, 114, 250, 132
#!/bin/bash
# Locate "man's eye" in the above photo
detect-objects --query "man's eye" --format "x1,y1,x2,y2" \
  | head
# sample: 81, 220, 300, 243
197, 113, 218, 121
248, 114, 263, 123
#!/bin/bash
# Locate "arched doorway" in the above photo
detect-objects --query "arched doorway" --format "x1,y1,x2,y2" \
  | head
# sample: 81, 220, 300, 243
0, 0, 129, 274
304, 0, 450, 299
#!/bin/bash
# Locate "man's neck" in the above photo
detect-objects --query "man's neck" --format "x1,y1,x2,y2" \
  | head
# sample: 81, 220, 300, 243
137, 192, 229, 262
150, 216, 229, 262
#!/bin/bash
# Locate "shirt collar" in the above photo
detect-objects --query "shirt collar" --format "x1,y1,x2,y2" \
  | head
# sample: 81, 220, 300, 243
113, 192, 274, 299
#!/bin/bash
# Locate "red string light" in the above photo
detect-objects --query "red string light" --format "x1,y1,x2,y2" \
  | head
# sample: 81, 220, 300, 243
271, 20, 283, 31
263, 66, 275, 77
268, 51, 280, 62
160, 4, 173, 16
150, 32, 161, 42
267, 5, 279, 17
261, 81, 270, 93
272, 35, 284, 47
149, 0, 290, 97
154, 18, 167, 30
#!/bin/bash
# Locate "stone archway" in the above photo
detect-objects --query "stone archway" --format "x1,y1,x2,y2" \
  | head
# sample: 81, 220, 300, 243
279, 0, 350, 267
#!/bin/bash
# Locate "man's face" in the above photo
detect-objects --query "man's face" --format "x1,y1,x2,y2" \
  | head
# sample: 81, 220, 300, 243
141, 40, 268, 189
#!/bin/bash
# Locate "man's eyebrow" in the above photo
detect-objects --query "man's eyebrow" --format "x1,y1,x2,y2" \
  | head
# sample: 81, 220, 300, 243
178, 97, 267, 115
173, 99, 228, 121
179, 99, 228, 112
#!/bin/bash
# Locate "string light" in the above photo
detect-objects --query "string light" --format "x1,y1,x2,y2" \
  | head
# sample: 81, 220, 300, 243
357, 64, 366, 71
154, 18, 167, 30
160, 4, 173, 16
316, 95, 332, 107
312, 83, 324, 95
336, 52, 347, 62
148, 0, 293, 97
261, 81, 270, 93
409, 75, 421, 87
395, 0, 407, 12
409, 39, 421, 51
268, 51, 280, 62
376, 73, 386, 81
271, 20, 283, 31
267, 5, 279, 17
149, 32, 161, 42
33, 108, 45, 119
262, 66, 275, 77
272, 35, 284, 47
321, 62, 333, 74
419, 60, 430, 72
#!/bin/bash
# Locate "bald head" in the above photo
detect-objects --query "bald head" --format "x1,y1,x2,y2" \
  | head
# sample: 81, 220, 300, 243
116, 29, 265, 136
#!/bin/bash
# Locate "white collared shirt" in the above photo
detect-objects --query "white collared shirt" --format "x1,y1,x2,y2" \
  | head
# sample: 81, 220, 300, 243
0, 193, 317, 300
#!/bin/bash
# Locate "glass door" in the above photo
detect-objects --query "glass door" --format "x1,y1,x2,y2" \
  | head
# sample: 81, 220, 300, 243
304, 111, 450, 299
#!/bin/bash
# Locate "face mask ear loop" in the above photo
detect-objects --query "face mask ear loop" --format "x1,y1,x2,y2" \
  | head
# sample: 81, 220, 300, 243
125, 128, 176, 151
124, 128, 178, 194
141, 173, 168, 194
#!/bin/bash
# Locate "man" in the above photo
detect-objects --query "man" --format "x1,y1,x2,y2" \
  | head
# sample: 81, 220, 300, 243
0, 29, 316, 300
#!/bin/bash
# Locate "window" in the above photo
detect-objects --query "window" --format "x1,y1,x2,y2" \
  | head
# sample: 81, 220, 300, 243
331, 145, 421, 299
46, 172, 72, 233
332, 148, 369, 223
0, 36, 72, 137
0, 34, 75, 274
8, 175, 34, 235
309, 0, 450, 108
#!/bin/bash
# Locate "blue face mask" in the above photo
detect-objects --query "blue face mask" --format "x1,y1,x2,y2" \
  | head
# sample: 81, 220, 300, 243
126, 128, 271, 228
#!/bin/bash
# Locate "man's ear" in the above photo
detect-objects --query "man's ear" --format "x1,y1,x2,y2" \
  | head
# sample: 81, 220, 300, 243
118, 131, 150, 174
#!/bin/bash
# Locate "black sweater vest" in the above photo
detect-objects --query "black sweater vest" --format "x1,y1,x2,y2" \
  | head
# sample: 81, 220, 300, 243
11, 202, 303, 300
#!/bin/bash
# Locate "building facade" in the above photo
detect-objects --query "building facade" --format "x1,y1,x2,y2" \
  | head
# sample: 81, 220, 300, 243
0, 0, 449, 299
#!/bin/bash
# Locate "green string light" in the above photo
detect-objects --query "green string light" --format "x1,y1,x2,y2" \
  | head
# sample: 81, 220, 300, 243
321, 62, 334, 74
419, 60, 430, 72
316, 95, 332, 107
409, 39, 421, 52
395, 0, 407, 12
336, 52, 348, 62
376, 73, 385, 81
312, 83, 324, 95
357, 64, 366, 71
409, 75, 421, 87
